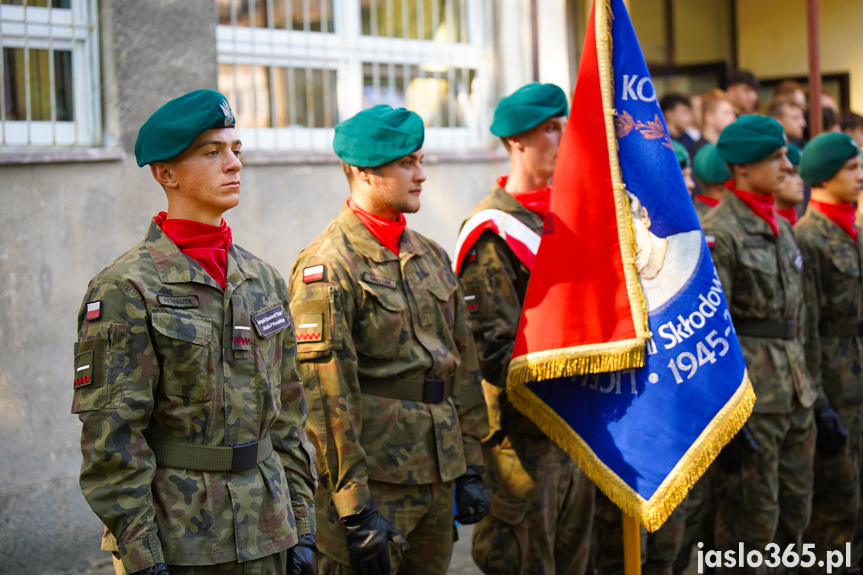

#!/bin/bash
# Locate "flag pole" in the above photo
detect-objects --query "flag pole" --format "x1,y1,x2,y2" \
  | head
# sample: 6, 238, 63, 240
623, 513, 642, 575
806, 0, 822, 137
619, 0, 641, 571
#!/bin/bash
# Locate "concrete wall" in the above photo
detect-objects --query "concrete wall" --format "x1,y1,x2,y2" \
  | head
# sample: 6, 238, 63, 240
0, 1, 513, 573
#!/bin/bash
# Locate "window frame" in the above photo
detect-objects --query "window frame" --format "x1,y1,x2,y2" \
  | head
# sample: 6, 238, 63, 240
216, 0, 494, 155
0, 0, 102, 149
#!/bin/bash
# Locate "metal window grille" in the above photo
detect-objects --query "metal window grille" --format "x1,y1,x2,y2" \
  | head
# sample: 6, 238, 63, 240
216, 0, 492, 153
0, 0, 101, 147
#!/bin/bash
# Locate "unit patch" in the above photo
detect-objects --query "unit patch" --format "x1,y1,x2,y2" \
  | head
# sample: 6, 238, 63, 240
464, 294, 479, 313
254, 304, 291, 337
361, 272, 396, 290
85, 301, 101, 322
303, 265, 324, 283
157, 295, 200, 308
295, 312, 324, 343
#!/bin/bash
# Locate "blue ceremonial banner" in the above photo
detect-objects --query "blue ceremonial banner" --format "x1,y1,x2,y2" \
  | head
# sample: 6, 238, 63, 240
507, 0, 754, 530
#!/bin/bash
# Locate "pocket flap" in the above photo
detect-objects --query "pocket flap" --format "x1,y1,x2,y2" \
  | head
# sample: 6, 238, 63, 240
830, 243, 861, 278
358, 280, 406, 312
151, 309, 212, 345
427, 278, 458, 302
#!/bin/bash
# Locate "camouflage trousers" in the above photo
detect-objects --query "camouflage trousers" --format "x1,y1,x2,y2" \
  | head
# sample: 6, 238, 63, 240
801, 403, 863, 575
673, 472, 715, 574
591, 488, 688, 575
104, 551, 285, 575
317, 479, 455, 575
471, 431, 595, 575
103, 524, 289, 574
713, 405, 816, 575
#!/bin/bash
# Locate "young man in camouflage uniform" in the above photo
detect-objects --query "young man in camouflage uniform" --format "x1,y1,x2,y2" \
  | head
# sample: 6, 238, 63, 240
702, 115, 820, 575
775, 145, 805, 226
72, 90, 318, 575
288, 105, 489, 575
454, 83, 595, 575
691, 143, 730, 222
797, 132, 863, 573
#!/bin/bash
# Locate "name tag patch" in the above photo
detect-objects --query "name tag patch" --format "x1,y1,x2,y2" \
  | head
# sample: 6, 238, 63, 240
158, 295, 200, 308
362, 272, 396, 290
303, 265, 324, 283
254, 304, 290, 338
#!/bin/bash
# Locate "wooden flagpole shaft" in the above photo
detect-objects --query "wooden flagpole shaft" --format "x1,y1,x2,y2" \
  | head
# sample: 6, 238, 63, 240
623, 512, 642, 575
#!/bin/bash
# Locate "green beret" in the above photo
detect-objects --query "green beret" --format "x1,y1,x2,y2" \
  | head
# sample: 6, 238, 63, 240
716, 115, 787, 164
135, 89, 235, 167
672, 140, 691, 169
490, 83, 568, 138
333, 105, 424, 167
799, 132, 861, 185
693, 143, 731, 184
785, 144, 802, 167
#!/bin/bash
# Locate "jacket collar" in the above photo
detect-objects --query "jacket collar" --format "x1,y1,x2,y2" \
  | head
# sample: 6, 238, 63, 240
807, 204, 859, 246
337, 203, 426, 263
489, 181, 545, 235
144, 219, 257, 290
725, 190, 776, 238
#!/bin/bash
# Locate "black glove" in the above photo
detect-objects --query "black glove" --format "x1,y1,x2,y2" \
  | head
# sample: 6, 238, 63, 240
815, 402, 848, 456
129, 564, 171, 575
287, 533, 318, 575
343, 499, 409, 575
454, 465, 490, 525
717, 424, 759, 473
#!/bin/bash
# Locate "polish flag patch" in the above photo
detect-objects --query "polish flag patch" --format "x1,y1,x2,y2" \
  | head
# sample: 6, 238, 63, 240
85, 301, 102, 322
303, 265, 324, 283
705, 235, 716, 249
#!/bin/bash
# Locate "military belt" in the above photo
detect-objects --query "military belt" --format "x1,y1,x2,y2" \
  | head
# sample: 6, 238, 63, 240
151, 435, 273, 473
819, 320, 863, 338
360, 378, 452, 403
733, 319, 798, 339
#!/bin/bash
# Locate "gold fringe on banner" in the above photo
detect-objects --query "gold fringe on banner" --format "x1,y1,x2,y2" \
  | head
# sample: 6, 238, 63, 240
507, 341, 645, 385
508, 371, 755, 532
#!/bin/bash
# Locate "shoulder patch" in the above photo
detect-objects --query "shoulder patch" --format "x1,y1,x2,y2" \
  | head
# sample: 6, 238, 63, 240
705, 235, 715, 248
295, 312, 324, 342
85, 301, 101, 322
361, 272, 397, 290
157, 295, 199, 308
303, 265, 324, 283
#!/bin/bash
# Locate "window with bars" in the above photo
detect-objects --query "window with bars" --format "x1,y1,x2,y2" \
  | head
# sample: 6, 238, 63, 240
216, 0, 491, 154
0, 0, 101, 147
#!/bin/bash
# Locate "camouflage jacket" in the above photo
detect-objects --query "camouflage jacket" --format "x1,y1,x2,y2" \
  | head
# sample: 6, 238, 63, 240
72, 220, 316, 572
288, 204, 487, 519
457, 183, 546, 436
796, 207, 863, 407
694, 197, 715, 222
702, 191, 817, 414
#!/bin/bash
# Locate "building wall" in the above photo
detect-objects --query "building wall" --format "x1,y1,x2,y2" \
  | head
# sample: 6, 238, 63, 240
736, 0, 863, 111
0, 1, 524, 573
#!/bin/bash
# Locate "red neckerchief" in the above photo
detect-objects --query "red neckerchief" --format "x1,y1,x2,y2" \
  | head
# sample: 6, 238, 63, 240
155, 212, 232, 289
776, 206, 798, 225
726, 181, 779, 236
497, 175, 551, 219
348, 199, 407, 256
694, 195, 720, 208
810, 199, 859, 240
